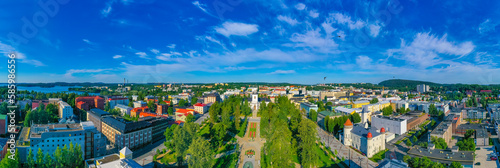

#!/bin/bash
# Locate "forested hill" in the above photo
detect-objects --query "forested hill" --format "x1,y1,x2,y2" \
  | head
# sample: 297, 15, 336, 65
378, 79, 440, 88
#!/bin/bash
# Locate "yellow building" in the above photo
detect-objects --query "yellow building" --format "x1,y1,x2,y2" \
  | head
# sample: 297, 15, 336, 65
352, 100, 370, 108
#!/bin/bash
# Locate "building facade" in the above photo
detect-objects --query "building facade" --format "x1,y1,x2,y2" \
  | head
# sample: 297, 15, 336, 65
76, 96, 105, 111
114, 104, 133, 116
58, 101, 73, 119
193, 103, 208, 114
342, 119, 386, 158
87, 108, 112, 132
371, 115, 407, 135
107, 97, 129, 109
299, 102, 319, 114
101, 116, 152, 150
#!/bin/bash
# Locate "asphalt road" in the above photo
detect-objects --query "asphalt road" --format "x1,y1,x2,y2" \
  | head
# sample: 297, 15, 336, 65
133, 139, 166, 167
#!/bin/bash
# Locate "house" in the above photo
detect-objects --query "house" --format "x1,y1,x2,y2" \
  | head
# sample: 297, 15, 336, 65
299, 102, 319, 114
371, 115, 407, 135
114, 104, 133, 116
193, 103, 208, 114
342, 119, 386, 158
352, 100, 370, 108
75, 96, 105, 111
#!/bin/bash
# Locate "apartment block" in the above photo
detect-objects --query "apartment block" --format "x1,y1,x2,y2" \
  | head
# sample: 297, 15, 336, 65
101, 116, 152, 150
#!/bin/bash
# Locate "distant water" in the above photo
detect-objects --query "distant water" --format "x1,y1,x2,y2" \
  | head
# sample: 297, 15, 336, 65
0, 84, 100, 95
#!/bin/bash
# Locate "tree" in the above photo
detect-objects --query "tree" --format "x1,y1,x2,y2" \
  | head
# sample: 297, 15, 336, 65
406, 139, 412, 146
128, 101, 134, 107
403, 155, 411, 163
309, 109, 317, 122
186, 114, 195, 123
382, 106, 393, 116
0, 149, 19, 168
350, 113, 361, 123
147, 100, 156, 112
164, 124, 177, 150
187, 137, 214, 168
370, 98, 379, 104
191, 97, 198, 105
431, 136, 448, 149
27, 149, 35, 167
298, 119, 318, 168
464, 129, 474, 139
209, 102, 219, 123
450, 161, 463, 168
267, 119, 293, 168
104, 101, 110, 112
173, 125, 192, 166
413, 136, 418, 143
234, 105, 241, 130
456, 138, 476, 151
212, 123, 226, 148
167, 107, 174, 115
36, 148, 44, 166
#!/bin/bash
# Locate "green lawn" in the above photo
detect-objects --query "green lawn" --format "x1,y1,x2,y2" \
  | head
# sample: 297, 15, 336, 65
315, 144, 337, 167
160, 151, 176, 164
395, 140, 402, 145
369, 149, 388, 162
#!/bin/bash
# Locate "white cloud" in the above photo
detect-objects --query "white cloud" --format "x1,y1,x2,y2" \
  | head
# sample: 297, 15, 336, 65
337, 30, 346, 41
387, 32, 475, 68
113, 55, 123, 59
192, 1, 217, 18
295, 3, 306, 10
101, 6, 112, 17
478, 19, 499, 34
0, 41, 45, 66
369, 24, 381, 37
65, 68, 112, 78
289, 28, 339, 52
150, 49, 160, 54
82, 39, 95, 45
331, 13, 365, 30
215, 21, 259, 37
167, 44, 176, 49
277, 15, 299, 26
268, 70, 296, 75
135, 52, 148, 59
321, 22, 337, 35
309, 10, 319, 18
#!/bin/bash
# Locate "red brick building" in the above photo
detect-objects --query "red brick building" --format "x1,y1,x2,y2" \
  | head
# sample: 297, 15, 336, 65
156, 104, 168, 115
75, 96, 105, 111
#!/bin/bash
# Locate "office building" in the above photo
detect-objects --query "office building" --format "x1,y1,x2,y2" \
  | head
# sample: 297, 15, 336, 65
58, 101, 74, 119
114, 104, 133, 116
203, 93, 220, 104
416, 84, 430, 93
107, 97, 129, 109
299, 102, 319, 114
193, 103, 208, 114
18, 121, 106, 162
133, 101, 147, 108
101, 116, 152, 150
87, 108, 112, 132
76, 96, 105, 111
371, 115, 407, 135
430, 121, 453, 148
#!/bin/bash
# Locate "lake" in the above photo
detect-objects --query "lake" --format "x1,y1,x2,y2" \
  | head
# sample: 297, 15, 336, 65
0, 84, 100, 95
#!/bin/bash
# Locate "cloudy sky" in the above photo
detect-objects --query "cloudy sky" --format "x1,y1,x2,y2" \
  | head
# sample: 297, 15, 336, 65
1, 0, 499, 84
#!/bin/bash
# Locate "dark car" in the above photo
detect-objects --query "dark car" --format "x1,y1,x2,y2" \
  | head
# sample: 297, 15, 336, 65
475, 162, 481, 165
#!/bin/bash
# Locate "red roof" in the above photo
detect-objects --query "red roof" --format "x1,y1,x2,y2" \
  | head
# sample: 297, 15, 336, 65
194, 103, 207, 107
176, 109, 194, 114
367, 132, 372, 138
380, 127, 385, 133
344, 119, 353, 126
108, 98, 128, 100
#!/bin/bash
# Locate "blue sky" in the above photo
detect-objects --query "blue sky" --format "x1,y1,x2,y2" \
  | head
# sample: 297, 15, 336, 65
1, 0, 500, 84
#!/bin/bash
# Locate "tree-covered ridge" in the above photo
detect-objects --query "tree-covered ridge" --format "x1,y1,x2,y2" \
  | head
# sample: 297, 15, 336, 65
378, 79, 440, 88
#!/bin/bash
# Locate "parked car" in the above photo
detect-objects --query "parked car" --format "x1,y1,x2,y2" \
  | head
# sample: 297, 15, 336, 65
475, 162, 481, 165
490, 156, 497, 160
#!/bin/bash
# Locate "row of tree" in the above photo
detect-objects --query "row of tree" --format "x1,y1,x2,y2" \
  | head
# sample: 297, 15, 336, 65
403, 156, 462, 168
26, 142, 84, 168
323, 113, 361, 137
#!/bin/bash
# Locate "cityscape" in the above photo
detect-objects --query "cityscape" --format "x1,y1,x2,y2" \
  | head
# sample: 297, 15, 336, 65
1, 0, 500, 168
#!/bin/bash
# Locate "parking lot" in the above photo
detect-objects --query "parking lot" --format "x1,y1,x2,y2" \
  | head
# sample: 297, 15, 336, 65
474, 146, 499, 168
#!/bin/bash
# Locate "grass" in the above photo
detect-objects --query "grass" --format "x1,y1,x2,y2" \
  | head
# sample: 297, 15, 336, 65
160, 151, 176, 164
197, 124, 210, 137
315, 143, 337, 167
369, 149, 389, 162
395, 140, 402, 145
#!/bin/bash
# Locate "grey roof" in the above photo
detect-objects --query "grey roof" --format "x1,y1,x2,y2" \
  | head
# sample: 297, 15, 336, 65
89, 108, 111, 117
350, 125, 382, 138
376, 159, 408, 168
101, 116, 151, 133
431, 121, 452, 135
476, 128, 488, 139
407, 146, 474, 165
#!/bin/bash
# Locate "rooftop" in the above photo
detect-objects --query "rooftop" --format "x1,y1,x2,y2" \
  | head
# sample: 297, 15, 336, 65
89, 108, 111, 117
350, 125, 382, 138
407, 146, 474, 165
101, 116, 151, 133
431, 121, 452, 135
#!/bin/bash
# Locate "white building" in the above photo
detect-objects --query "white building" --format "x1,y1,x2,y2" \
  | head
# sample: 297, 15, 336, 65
249, 94, 270, 111
133, 101, 147, 108
58, 101, 73, 119
342, 119, 386, 158
114, 104, 133, 116
416, 84, 430, 93
371, 115, 407, 135
334, 106, 362, 115
108, 97, 129, 109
